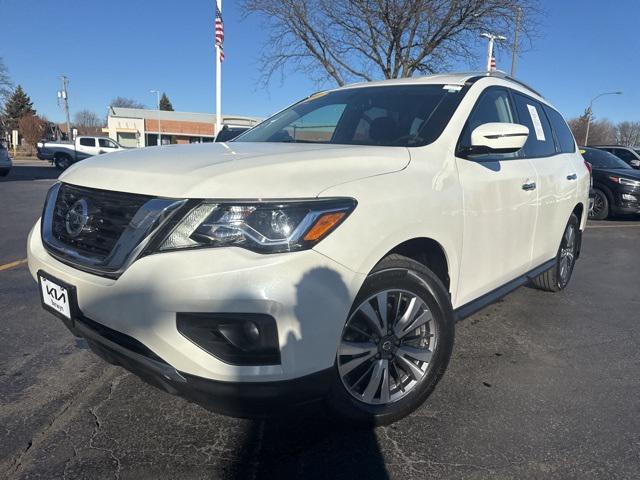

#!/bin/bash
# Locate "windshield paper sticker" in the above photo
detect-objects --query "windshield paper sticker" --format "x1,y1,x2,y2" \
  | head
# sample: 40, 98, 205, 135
527, 104, 545, 141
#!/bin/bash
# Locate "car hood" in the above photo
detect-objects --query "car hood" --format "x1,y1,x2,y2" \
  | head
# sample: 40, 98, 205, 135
595, 167, 640, 180
59, 142, 410, 198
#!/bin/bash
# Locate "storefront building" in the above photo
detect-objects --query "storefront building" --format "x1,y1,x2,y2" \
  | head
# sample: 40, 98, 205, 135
105, 107, 260, 147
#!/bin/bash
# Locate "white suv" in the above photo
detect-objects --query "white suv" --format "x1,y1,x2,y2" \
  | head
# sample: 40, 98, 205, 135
28, 73, 589, 425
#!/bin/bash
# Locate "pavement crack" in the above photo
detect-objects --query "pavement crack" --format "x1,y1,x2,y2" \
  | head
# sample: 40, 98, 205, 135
87, 373, 127, 480
7, 390, 80, 478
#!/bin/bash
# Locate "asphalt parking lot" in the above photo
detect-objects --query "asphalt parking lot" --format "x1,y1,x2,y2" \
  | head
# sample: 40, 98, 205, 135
1, 161, 639, 480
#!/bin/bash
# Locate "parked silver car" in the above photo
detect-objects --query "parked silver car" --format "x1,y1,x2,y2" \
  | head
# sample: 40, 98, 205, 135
0, 143, 12, 177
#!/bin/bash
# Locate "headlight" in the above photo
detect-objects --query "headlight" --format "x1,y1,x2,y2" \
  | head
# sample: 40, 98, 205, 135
154, 198, 356, 253
609, 176, 640, 187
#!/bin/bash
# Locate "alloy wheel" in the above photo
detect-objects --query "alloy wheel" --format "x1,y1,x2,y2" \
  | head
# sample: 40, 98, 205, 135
559, 223, 577, 287
337, 289, 437, 405
590, 191, 606, 218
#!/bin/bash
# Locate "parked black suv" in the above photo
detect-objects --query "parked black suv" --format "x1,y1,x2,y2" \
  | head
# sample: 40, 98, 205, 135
581, 147, 640, 219
589, 145, 640, 169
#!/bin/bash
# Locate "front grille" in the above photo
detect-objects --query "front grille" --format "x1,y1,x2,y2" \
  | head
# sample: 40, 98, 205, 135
51, 184, 151, 261
42, 183, 186, 277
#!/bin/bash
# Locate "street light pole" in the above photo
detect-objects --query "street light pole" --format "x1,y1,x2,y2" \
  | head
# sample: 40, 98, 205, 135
150, 90, 161, 146
584, 91, 623, 145
481, 33, 507, 72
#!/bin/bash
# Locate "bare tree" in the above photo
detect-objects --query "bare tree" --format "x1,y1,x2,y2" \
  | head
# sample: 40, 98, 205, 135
568, 112, 616, 146
615, 121, 640, 147
241, 0, 541, 86
18, 114, 47, 153
74, 109, 104, 135
109, 97, 145, 109
0, 57, 12, 102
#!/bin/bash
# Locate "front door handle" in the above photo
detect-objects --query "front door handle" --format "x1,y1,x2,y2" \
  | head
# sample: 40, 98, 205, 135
522, 181, 537, 191
566, 173, 577, 180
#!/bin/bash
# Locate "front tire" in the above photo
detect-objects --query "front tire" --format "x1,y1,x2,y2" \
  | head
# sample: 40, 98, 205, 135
531, 213, 580, 292
326, 254, 455, 426
54, 155, 72, 170
589, 189, 609, 220
0, 168, 9, 177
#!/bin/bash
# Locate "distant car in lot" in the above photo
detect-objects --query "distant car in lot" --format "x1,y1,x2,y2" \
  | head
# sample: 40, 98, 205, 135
214, 124, 251, 142
28, 72, 589, 425
589, 145, 640, 169
0, 142, 12, 177
37, 136, 125, 170
581, 147, 640, 219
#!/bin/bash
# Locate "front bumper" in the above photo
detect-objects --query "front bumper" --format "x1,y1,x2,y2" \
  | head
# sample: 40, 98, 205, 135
61, 312, 333, 416
612, 188, 640, 215
28, 220, 365, 387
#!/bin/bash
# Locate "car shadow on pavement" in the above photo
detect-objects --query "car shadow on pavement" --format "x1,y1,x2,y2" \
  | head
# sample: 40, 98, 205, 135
232, 413, 389, 479
229, 267, 390, 479
0, 165, 60, 182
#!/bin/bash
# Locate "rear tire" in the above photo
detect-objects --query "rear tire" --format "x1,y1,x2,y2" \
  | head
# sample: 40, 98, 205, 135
589, 188, 609, 220
531, 213, 580, 292
326, 254, 455, 426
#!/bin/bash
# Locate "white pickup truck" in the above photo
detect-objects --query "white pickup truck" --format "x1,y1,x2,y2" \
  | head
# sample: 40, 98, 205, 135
37, 136, 125, 170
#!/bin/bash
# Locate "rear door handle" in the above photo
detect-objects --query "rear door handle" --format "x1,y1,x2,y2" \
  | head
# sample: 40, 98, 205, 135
566, 173, 577, 180
522, 181, 536, 191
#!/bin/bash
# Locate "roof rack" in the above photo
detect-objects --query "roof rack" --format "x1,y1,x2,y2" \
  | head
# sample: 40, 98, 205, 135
487, 71, 544, 98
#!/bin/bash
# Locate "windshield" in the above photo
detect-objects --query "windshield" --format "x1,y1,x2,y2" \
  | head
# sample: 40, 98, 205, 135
235, 85, 466, 147
582, 148, 631, 169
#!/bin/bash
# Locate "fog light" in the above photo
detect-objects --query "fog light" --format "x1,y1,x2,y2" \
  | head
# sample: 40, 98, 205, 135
622, 193, 637, 202
177, 313, 280, 365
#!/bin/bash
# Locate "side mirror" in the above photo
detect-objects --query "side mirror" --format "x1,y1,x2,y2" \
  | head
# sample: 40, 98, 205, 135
466, 122, 529, 157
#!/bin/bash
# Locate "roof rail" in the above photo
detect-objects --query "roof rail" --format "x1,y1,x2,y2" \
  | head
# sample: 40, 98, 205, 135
487, 71, 544, 97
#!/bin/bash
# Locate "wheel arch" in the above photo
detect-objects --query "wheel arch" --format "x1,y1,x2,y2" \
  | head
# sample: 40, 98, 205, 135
54, 151, 72, 160
377, 237, 451, 292
592, 182, 615, 205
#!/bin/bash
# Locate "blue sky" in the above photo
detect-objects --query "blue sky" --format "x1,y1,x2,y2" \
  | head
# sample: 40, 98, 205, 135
1, 0, 638, 124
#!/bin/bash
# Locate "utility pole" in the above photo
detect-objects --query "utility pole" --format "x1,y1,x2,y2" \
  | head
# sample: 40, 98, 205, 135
150, 90, 161, 146
481, 33, 506, 72
58, 76, 72, 141
511, 7, 522, 77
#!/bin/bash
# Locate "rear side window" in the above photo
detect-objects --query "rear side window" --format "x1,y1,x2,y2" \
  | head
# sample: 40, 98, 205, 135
512, 93, 555, 157
544, 106, 576, 153
613, 148, 638, 162
79, 138, 96, 147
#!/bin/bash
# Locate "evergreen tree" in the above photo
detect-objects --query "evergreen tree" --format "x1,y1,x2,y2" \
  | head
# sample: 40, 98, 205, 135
159, 93, 174, 111
4, 85, 35, 131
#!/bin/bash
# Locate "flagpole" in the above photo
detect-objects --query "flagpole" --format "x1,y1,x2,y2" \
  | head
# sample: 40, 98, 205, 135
215, 0, 222, 136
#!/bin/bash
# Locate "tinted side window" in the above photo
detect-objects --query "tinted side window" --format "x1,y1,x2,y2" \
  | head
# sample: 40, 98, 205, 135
544, 106, 575, 153
98, 138, 116, 148
79, 138, 96, 147
613, 149, 637, 162
512, 94, 555, 157
458, 88, 517, 159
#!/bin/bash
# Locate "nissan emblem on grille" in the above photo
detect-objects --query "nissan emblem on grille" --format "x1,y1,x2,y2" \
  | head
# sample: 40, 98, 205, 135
65, 199, 89, 238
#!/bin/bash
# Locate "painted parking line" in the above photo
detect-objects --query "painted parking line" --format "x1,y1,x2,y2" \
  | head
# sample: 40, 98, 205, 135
587, 224, 640, 229
0, 259, 28, 271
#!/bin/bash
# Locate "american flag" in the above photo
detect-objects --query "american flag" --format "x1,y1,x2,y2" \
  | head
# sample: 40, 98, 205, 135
490, 56, 496, 71
215, 4, 225, 62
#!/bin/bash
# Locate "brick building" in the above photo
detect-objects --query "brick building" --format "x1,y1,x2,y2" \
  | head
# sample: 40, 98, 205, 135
105, 107, 260, 148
